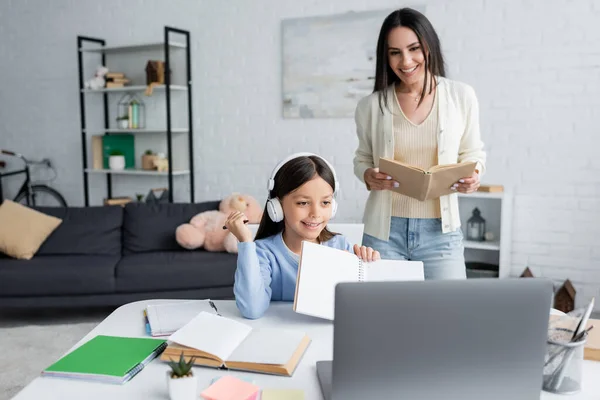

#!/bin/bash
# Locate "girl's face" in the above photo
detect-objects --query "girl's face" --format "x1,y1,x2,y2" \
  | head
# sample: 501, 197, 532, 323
281, 175, 334, 243
387, 26, 426, 87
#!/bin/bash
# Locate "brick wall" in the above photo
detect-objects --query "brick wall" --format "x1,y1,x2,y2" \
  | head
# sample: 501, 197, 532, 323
1, 0, 598, 309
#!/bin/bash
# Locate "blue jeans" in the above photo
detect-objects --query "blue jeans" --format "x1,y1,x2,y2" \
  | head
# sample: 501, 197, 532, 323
361, 217, 466, 280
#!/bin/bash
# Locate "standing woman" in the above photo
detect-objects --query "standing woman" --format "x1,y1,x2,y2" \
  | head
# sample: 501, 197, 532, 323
353, 8, 486, 280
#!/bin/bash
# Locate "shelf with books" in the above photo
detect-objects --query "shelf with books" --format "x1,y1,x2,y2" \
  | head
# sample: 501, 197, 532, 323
77, 26, 195, 206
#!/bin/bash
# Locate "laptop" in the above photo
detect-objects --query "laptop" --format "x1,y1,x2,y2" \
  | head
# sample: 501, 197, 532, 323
317, 279, 553, 400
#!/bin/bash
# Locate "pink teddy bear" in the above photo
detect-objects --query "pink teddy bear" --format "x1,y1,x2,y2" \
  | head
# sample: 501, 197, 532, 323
175, 193, 263, 253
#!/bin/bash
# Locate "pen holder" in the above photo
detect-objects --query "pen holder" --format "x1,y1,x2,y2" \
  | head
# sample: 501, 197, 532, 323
542, 328, 587, 395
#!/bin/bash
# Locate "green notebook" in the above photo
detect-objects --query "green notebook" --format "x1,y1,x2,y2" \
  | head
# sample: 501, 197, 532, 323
42, 335, 167, 384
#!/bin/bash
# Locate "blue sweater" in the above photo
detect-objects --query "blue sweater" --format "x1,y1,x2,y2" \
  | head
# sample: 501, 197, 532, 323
234, 232, 353, 319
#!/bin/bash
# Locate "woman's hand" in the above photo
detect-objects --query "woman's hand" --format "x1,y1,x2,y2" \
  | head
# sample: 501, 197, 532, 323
364, 168, 399, 191
452, 171, 480, 194
224, 211, 254, 243
353, 244, 381, 262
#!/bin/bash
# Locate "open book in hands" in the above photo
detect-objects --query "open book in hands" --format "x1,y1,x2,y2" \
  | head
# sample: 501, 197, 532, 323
160, 312, 311, 376
379, 157, 477, 201
293, 241, 424, 320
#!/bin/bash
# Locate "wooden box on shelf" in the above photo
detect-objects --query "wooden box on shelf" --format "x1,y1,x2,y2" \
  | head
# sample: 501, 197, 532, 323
478, 184, 504, 193
104, 197, 133, 206
141, 152, 158, 170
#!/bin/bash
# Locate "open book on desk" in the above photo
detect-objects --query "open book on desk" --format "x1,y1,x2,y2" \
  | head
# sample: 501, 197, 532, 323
293, 241, 424, 320
160, 312, 311, 376
379, 157, 477, 201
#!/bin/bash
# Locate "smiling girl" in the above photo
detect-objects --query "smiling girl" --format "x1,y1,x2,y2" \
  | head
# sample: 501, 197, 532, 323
225, 153, 379, 319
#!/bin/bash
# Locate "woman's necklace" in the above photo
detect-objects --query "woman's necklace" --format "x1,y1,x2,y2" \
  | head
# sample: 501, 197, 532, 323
397, 88, 423, 103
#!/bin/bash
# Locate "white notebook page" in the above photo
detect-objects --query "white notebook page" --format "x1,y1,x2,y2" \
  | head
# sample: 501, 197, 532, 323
227, 328, 307, 365
168, 312, 252, 362
146, 300, 216, 335
365, 260, 425, 282
294, 241, 359, 320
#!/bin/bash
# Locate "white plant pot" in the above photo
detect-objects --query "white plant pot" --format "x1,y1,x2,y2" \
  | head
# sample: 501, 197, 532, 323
118, 119, 129, 129
167, 372, 197, 400
108, 155, 125, 170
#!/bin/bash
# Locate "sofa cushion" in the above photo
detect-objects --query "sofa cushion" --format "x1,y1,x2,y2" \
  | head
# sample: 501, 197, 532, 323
122, 201, 220, 254
34, 206, 123, 256
0, 255, 118, 296
0, 200, 62, 260
115, 251, 236, 292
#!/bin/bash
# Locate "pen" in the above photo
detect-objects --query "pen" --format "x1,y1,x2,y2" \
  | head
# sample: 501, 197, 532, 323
573, 325, 594, 342
209, 300, 221, 316
222, 219, 249, 230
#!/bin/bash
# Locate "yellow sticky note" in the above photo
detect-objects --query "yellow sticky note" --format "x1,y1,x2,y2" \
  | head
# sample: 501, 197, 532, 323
261, 389, 305, 400
201, 376, 260, 400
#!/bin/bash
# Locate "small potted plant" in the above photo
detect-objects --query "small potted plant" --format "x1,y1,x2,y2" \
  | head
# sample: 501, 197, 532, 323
108, 149, 125, 170
166, 352, 197, 400
141, 149, 157, 170
116, 114, 129, 129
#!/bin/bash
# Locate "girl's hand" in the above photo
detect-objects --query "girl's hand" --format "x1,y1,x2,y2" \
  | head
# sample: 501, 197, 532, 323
452, 171, 480, 194
364, 168, 399, 191
224, 211, 253, 243
353, 244, 381, 262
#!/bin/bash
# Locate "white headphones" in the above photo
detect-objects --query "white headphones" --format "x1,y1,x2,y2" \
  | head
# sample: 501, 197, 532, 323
266, 152, 339, 223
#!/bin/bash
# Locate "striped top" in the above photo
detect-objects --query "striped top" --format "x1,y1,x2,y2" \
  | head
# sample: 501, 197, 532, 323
391, 89, 441, 218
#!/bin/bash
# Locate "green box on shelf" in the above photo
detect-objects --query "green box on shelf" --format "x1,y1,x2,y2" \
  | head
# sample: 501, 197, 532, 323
102, 135, 135, 169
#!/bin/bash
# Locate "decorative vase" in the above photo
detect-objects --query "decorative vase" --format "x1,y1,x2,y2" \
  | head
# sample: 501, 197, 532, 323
108, 155, 125, 170
167, 372, 197, 400
117, 119, 129, 129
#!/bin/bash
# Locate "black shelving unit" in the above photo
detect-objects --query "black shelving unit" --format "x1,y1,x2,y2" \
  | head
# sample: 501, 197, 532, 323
77, 26, 194, 206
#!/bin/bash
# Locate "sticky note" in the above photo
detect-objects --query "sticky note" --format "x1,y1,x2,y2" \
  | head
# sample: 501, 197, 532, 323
261, 389, 305, 400
201, 375, 260, 400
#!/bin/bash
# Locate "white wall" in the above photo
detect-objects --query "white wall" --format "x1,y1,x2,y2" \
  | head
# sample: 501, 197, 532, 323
1, 0, 599, 309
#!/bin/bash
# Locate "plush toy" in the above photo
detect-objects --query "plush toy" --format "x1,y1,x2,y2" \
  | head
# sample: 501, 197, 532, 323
176, 193, 263, 254
84, 66, 109, 90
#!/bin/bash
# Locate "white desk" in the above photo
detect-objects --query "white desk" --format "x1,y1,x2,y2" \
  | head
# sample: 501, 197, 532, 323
11, 300, 600, 400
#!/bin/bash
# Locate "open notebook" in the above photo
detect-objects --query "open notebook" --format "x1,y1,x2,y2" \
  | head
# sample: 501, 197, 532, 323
379, 157, 476, 201
293, 241, 424, 320
160, 312, 311, 376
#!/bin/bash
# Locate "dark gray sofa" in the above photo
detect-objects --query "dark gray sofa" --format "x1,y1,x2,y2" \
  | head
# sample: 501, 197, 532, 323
0, 201, 237, 308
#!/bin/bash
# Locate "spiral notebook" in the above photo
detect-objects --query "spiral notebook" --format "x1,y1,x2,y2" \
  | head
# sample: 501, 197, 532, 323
42, 335, 167, 384
293, 241, 424, 320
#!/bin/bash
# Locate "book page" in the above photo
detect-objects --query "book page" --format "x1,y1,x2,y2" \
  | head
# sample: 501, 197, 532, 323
379, 157, 429, 201
168, 312, 252, 362
427, 162, 476, 200
294, 241, 359, 320
146, 300, 216, 335
227, 328, 307, 365
366, 260, 425, 282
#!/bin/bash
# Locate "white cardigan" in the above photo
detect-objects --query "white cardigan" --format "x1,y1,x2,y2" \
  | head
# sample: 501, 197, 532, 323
353, 77, 486, 241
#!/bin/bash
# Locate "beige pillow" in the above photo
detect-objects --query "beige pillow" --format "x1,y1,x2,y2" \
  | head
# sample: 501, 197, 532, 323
0, 200, 62, 260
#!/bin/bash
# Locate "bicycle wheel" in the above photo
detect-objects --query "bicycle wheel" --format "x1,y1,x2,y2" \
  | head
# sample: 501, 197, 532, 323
14, 185, 68, 207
